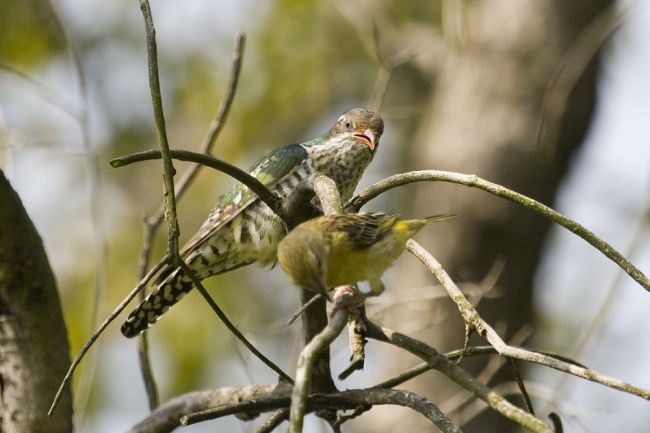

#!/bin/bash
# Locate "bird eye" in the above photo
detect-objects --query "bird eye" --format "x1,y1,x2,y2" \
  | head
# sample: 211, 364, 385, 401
345, 121, 352, 129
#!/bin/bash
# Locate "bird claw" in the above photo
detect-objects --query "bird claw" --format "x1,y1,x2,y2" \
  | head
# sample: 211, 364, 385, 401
330, 285, 367, 318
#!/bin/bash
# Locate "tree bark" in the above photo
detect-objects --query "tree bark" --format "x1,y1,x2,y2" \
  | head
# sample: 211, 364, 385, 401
0, 170, 73, 433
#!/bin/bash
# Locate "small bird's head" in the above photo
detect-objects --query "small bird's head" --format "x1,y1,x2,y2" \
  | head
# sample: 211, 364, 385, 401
328, 108, 384, 151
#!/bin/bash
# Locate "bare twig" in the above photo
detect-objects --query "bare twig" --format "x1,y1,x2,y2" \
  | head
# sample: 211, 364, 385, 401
407, 240, 650, 401
552, 187, 650, 399
136, 331, 159, 410
365, 323, 553, 433
442, 327, 531, 416
347, 170, 650, 292
147, 32, 247, 229
111, 149, 282, 218
286, 172, 346, 413
338, 306, 367, 380
286, 294, 323, 326
138, 0, 180, 258
133, 32, 247, 411
129, 384, 290, 433
179, 261, 294, 385
178, 386, 460, 433
372, 345, 585, 392
289, 309, 349, 433
255, 409, 289, 433
367, 21, 430, 112
442, 0, 467, 49
135, 219, 159, 409
48, 259, 168, 416
322, 389, 462, 433
0, 61, 79, 119
281, 172, 343, 229
536, 3, 626, 151
505, 357, 535, 414
45, 0, 109, 423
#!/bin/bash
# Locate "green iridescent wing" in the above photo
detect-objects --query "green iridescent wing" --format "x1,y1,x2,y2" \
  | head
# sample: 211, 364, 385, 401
180, 144, 309, 256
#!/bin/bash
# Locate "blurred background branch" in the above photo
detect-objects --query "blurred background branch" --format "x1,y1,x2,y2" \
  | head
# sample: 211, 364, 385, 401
2, 0, 650, 432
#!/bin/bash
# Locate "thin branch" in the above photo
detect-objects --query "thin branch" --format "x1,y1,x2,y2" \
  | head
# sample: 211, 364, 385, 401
181, 389, 292, 426
371, 345, 585, 391
48, 259, 168, 416
506, 357, 535, 415
129, 384, 290, 433
536, 3, 625, 151
136, 330, 159, 410
284, 171, 349, 396
133, 32, 247, 411
180, 386, 461, 433
288, 309, 349, 433
45, 0, 109, 423
281, 172, 344, 229
367, 23, 424, 113
442, 327, 531, 416
552, 185, 650, 399
365, 323, 553, 433
179, 261, 294, 385
0, 61, 79, 119
338, 307, 367, 380
407, 240, 650, 402
347, 170, 650, 292
138, 0, 180, 258
286, 294, 322, 326
318, 389, 462, 433
135, 219, 159, 409
255, 409, 289, 433
147, 32, 247, 229
111, 149, 282, 218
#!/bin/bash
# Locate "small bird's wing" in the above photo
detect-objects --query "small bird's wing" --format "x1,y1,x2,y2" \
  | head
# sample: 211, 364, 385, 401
180, 144, 309, 257
338, 213, 399, 248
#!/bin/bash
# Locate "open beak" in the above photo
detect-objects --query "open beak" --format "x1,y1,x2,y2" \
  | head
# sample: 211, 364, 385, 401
354, 128, 377, 151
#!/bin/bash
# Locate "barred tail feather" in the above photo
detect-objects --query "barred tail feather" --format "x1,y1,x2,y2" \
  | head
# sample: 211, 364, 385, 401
121, 268, 194, 338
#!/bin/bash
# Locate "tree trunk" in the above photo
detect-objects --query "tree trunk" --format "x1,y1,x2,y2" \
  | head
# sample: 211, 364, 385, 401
379, 1, 613, 431
0, 170, 73, 433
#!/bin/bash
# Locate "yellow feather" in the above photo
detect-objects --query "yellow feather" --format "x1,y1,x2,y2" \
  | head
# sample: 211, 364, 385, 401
277, 213, 454, 296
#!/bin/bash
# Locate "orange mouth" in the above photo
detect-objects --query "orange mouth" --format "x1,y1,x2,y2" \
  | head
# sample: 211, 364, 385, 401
354, 133, 375, 150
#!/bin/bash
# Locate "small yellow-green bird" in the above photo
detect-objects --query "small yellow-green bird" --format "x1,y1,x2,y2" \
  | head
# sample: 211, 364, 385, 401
277, 212, 452, 297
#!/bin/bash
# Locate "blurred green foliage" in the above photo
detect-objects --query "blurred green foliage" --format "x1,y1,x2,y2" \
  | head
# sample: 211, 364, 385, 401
1, 0, 443, 420
0, 0, 62, 67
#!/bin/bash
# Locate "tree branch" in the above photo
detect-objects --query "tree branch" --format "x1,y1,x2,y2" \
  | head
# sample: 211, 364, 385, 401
0, 170, 73, 432
149, 386, 461, 433
179, 261, 294, 384
48, 259, 168, 416
129, 384, 290, 433
133, 32, 247, 410
407, 240, 650, 401
365, 323, 553, 433
147, 32, 247, 229
138, 0, 180, 259
111, 149, 282, 219
255, 409, 289, 433
347, 170, 650, 292
372, 345, 585, 391
284, 172, 347, 432
288, 309, 349, 433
